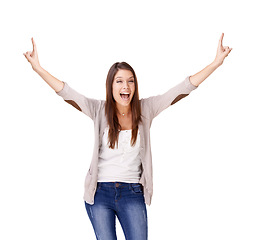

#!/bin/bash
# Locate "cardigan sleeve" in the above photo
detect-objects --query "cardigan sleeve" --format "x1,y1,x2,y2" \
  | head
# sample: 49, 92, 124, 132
146, 76, 198, 119
55, 81, 100, 120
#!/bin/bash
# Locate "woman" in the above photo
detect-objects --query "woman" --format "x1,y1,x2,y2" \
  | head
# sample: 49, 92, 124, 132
23, 34, 232, 240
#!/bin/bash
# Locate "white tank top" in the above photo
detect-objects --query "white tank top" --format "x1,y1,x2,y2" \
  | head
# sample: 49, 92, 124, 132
97, 126, 142, 183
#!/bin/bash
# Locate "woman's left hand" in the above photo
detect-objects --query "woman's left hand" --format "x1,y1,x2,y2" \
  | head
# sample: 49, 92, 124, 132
214, 33, 232, 66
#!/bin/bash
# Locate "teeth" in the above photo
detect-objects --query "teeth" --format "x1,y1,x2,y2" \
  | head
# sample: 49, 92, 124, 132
120, 93, 130, 100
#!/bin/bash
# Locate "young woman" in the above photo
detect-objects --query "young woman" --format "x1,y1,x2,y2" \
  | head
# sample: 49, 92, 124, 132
23, 34, 232, 240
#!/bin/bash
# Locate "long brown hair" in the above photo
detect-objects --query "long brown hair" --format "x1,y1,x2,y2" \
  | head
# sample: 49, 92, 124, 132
105, 62, 142, 149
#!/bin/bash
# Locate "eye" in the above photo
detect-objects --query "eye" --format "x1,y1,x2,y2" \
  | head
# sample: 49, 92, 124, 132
129, 80, 134, 83
116, 80, 122, 83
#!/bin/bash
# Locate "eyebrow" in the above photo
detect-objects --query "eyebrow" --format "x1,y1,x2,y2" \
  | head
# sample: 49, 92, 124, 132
115, 76, 134, 80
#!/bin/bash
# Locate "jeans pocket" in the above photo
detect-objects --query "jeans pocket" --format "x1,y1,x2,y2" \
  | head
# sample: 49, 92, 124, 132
131, 184, 143, 194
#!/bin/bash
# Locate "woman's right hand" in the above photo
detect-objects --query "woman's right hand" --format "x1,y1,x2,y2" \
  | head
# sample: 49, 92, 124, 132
23, 37, 41, 71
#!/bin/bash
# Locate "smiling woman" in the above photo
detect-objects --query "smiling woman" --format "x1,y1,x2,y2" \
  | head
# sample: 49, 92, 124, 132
113, 70, 135, 108
105, 62, 141, 149
23, 34, 232, 240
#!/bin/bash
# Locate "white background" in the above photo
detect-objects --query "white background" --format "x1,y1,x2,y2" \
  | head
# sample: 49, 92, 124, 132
1, 0, 258, 239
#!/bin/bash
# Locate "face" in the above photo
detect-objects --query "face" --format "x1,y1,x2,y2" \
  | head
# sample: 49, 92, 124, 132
112, 69, 135, 108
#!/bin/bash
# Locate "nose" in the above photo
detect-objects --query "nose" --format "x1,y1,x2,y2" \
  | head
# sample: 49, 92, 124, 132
122, 81, 129, 89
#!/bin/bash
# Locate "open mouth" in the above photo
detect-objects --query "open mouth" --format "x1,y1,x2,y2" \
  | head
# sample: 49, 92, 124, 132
120, 93, 130, 101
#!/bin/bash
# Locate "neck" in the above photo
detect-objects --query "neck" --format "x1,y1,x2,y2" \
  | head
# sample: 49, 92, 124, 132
116, 104, 131, 116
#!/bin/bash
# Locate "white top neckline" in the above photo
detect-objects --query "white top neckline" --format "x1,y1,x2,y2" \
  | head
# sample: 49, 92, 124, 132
119, 129, 132, 132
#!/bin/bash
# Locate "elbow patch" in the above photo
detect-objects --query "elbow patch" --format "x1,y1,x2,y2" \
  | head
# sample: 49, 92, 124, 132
171, 94, 189, 105
64, 100, 82, 112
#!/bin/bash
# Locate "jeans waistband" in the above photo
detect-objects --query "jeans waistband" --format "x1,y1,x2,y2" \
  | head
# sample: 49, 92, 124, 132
97, 182, 142, 188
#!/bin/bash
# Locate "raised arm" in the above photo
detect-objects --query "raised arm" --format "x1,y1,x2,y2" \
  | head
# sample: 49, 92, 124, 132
189, 33, 232, 87
23, 37, 64, 93
23, 37, 100, 120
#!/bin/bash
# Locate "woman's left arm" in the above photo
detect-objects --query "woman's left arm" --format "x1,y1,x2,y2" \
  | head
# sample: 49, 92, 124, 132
189, 33, 232, 87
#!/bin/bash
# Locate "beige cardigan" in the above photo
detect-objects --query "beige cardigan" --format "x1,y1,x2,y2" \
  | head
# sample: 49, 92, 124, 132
56, 76, 198, 206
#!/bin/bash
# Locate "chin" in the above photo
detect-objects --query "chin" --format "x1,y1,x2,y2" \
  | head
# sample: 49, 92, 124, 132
121, 102, 131, 106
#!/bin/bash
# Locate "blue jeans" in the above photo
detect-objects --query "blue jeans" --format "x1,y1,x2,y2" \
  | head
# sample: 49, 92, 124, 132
84, 182, 148, 240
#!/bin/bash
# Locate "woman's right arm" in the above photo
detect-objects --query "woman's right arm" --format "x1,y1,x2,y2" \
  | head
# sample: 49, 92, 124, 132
24, 37, 100, 120
23, 37, 64, 93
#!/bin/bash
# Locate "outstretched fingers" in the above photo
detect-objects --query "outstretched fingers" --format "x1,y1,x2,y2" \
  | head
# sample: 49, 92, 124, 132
31, 37, 37, 53
219, 33, 224, 48
23, 37, 41, 70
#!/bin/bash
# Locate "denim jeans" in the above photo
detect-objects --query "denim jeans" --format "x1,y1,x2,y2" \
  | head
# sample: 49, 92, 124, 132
84, 182, 148, 240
